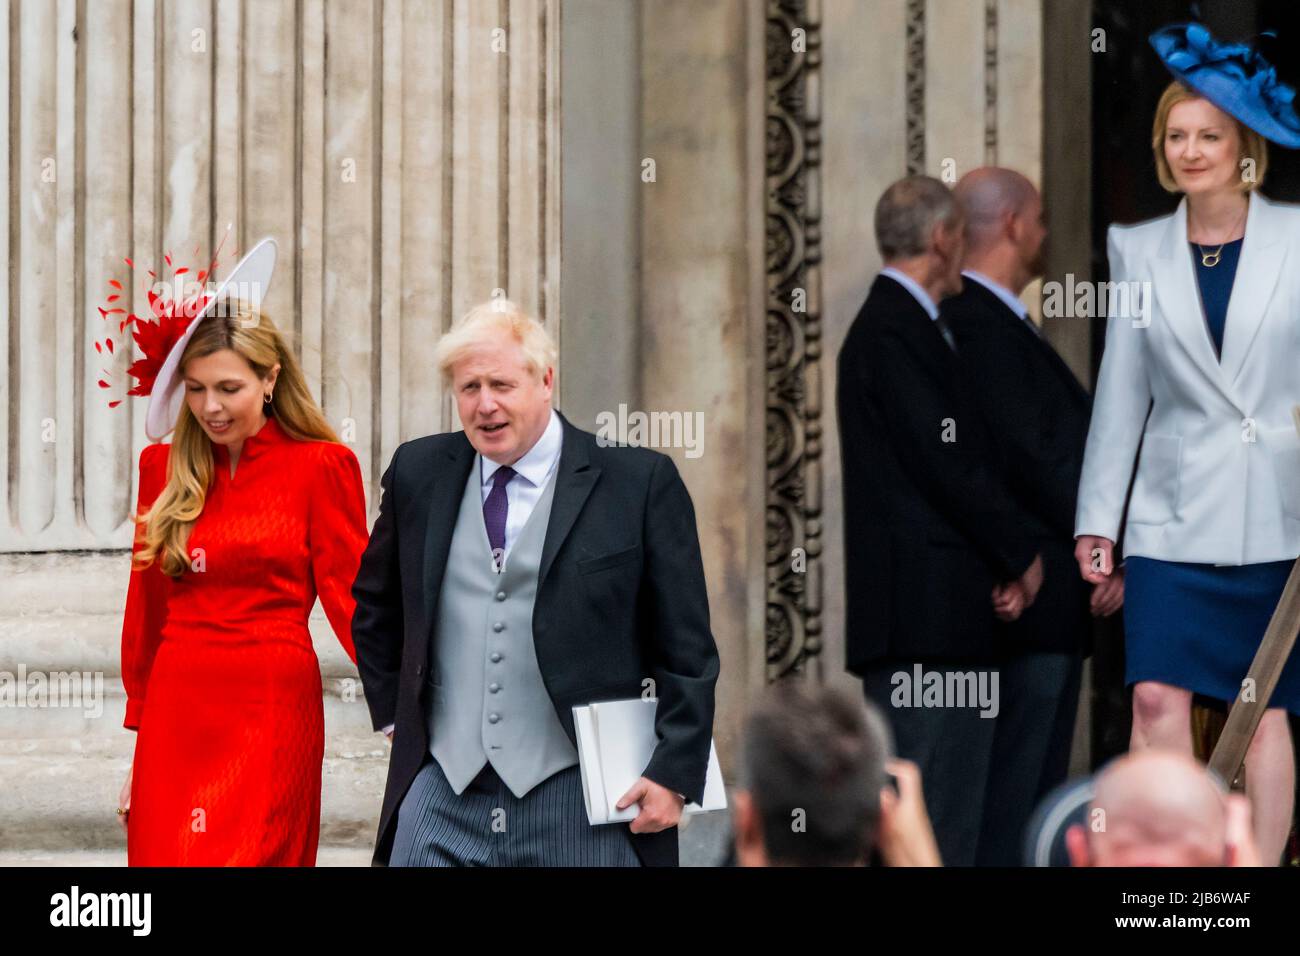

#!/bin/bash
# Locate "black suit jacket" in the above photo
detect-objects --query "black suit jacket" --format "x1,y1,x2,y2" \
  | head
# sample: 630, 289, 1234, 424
837, 274, 1038, 674
944, 277, 1093, 656
351, 410, 719, 867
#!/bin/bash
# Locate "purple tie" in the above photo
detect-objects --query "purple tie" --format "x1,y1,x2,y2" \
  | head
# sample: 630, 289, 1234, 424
483, 466, 516, 557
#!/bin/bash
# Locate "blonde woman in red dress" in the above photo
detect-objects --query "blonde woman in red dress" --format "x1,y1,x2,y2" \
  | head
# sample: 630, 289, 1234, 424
111, 240, 369, 865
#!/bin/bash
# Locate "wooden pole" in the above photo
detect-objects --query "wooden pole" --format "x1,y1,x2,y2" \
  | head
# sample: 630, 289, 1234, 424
1208, 406, 1300, 787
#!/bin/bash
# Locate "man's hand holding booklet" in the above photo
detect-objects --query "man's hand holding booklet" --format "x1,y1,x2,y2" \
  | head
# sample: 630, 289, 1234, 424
573, 697, 727, 826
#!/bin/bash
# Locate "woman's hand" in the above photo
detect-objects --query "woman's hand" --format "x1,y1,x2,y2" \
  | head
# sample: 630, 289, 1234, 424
1090, 567, 1125, 617
1075, 535, 1116, 585
117, 763, 132, 834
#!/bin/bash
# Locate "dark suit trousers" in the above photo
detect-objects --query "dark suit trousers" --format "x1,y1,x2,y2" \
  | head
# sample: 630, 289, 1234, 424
863, 652, 1081, 866
974, 652, 1082, 865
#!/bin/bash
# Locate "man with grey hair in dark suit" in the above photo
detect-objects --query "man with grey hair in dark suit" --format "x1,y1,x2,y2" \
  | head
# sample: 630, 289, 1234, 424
351, 299, 719, 867
837, 174, 1045, 866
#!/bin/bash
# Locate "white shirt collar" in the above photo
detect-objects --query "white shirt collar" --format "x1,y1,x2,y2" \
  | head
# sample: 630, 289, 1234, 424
962, 269, 1029, 322
481, 409, 562, 489
880, 267, 940, 320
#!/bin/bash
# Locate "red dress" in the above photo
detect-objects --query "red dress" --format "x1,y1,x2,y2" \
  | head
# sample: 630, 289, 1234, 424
120, 416, 369, 865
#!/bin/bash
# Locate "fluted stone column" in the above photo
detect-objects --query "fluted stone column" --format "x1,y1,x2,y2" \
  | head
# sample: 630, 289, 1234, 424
1, 0, 560, 552
637, 0, 769, 770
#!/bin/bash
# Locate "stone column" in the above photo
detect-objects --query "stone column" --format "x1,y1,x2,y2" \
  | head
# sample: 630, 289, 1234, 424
637, 0, 769, 767
0, 0, 560, 553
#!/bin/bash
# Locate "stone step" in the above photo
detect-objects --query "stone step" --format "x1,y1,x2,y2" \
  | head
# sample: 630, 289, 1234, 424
0, 676, 379, 739
0, 736, 387, 852
0, 552, 132, 617
0, 611, 360, 679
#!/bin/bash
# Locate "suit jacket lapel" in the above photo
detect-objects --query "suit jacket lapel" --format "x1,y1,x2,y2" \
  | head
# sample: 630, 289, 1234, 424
538, 411, 600, 590
423, 434, 476, 641
1151, 197, 1238, 403
1220, 190, 1284, 388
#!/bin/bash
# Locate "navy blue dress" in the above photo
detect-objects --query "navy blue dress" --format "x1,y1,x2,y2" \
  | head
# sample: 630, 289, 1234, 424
1123, 238, 1300, 714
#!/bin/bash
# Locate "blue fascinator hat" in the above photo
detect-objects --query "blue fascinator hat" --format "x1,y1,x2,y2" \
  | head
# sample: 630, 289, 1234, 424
1150, 22, 1300, 148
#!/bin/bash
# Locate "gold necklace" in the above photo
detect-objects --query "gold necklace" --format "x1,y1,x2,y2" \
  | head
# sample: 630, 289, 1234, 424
1197, 242, 1224, 267
1192, 205, 1247, 268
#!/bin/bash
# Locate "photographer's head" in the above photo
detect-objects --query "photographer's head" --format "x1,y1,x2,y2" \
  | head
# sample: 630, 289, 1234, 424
733, 682, 891, 867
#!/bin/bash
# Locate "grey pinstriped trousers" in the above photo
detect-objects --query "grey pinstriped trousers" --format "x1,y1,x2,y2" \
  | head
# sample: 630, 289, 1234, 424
388, 755, 642, 867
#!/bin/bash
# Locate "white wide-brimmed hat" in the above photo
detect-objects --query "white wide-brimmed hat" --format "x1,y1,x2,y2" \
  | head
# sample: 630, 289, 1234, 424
144, 238, 278, 440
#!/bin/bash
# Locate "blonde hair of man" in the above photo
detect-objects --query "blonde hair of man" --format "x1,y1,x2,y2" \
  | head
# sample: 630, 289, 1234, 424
434, 298, 558, 387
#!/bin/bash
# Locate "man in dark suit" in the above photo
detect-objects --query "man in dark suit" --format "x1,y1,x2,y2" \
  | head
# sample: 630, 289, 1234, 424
945, 167, 1122, 865
351, 300, 719, 867
837, 174, 1045, 866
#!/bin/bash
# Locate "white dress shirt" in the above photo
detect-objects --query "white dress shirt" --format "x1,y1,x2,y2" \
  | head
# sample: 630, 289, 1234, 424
479, 409, 563, 557
880, 266, 940, 320
962, 268, 1037, 333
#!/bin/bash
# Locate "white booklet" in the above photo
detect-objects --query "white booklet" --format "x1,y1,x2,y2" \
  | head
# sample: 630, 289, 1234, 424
573, 697, 727, 825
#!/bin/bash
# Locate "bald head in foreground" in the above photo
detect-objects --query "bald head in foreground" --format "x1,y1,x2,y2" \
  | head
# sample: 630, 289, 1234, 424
1066, 750, 1261, 867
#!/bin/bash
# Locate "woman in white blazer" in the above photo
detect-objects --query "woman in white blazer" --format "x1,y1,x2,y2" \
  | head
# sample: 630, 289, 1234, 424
1076, 24, 1300, 865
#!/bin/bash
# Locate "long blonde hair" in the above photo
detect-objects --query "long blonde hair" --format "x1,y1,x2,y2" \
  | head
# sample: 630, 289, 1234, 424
135, 303, 339, 578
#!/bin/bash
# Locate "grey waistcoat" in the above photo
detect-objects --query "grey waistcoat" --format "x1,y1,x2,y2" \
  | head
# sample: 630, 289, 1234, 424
427, 462, 578, 798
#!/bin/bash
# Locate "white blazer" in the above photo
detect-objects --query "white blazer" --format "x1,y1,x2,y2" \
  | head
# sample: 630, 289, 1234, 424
1075, 190, 1300, 564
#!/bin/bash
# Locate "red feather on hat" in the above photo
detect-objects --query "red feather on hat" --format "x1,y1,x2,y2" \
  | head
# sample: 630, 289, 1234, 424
94, 234, 230, 409
122, 293, 202, 397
